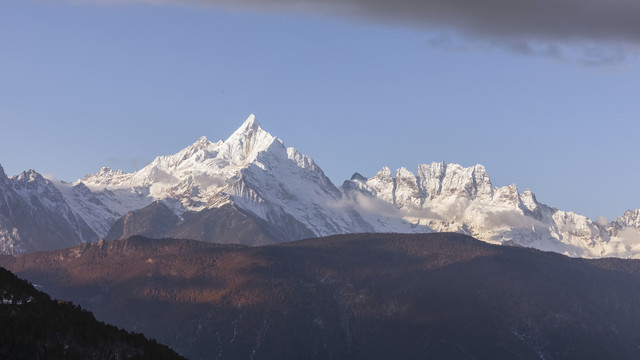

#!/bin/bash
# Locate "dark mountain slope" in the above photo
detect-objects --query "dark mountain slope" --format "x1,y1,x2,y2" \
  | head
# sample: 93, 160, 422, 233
0, 265, 185, 360
105, 202, 295, 246
105, 201, 181, 241
3, 233, 640, 360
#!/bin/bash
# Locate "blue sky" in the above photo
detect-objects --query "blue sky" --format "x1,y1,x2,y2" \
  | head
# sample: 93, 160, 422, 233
1, 0, 639, 221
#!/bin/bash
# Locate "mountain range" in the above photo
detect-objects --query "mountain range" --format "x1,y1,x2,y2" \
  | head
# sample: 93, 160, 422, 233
1, 114, 639, 258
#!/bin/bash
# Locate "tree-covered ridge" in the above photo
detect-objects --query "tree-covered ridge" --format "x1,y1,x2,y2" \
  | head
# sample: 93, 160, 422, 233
0, 266, 186, 360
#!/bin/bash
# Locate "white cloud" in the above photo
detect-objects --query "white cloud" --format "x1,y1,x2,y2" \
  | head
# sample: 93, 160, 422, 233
596, 216, 610, 226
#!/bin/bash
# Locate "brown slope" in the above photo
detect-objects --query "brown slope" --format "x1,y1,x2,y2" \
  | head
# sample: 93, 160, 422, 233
2, 233, 640, 360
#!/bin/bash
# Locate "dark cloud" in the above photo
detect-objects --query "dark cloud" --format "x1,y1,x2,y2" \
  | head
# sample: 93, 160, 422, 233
580, 45, 627, 66
167, 0, 640, 44
424, 32, 630, 66
99, 0, 640, 64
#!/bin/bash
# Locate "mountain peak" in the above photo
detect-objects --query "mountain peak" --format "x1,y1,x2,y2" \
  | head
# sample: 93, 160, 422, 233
80, 166, 128, 188
98, 166, 112, 174
350, 172, 367, 182
94, 166, 125, 177
0, 163, 5, 183
221, 114, 276, 165
237, 114, 261, 134
195, 135, 209, 144
15, 169, 44, 183
185, 136, 214, 154
377, 166, 392, 177
615, 209, 640, 229
225, 114, 267, 144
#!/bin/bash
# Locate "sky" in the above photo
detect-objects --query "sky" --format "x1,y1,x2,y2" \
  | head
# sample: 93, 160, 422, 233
1, 0, 639, 221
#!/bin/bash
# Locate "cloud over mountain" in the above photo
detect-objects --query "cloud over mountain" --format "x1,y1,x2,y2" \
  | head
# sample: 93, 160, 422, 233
130, 0, 637, 42
100, 0, 640, 64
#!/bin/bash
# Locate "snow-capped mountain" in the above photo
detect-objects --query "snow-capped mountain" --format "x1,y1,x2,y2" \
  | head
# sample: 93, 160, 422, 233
1, 115, 639, 258
70, 115, 375, 242
341, 163, 640, 258
0, 166, 98, 254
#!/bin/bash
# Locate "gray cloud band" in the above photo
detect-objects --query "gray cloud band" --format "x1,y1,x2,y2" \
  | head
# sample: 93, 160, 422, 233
101, 0, 640, 64
174, 0, 640, 43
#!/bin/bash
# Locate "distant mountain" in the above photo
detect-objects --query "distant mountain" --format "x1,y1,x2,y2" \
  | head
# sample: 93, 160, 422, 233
4, 233, 640, 360
0, 265, 185, 360
53, 115, 372, 247
341, 163, 640, 257
1, 114, 639, 257
0, 167, 98, 254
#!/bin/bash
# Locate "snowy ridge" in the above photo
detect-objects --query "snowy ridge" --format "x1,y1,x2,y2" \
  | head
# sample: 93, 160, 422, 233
71, 115, 374, 241
1, 114, 639, 257
341, 163, 640, 258
0, 166, 97, 254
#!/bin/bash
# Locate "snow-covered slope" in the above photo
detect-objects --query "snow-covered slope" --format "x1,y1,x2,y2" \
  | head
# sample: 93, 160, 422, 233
1, 114, 639, 258
0, 165, 98, 254
341, 163, 638, 258
69, 115, 375, 243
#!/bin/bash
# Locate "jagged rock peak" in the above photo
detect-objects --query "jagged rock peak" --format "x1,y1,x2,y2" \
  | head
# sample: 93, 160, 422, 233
396, 167, 415, 178
193, 135, 211, 147
473, 163, 487, 172
221, 114, 277, 165
615, 209, 640, 228
624, 209, 640, 218
241, 113, 260, 132
376, 167, 393, 178
350, 172, 368, 182
14, 169, 45, 183
80, 166, 129, 187
0, 163, 5, 183
95, 166, 125, 176
418, 161, 447, 173
520, 188, 538, 202
226, 114, 262, 142
173, 135, 218, 163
